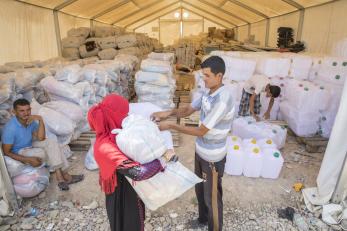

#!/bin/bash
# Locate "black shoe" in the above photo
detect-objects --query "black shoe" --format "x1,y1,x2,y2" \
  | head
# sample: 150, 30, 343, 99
186, 218, 207, 228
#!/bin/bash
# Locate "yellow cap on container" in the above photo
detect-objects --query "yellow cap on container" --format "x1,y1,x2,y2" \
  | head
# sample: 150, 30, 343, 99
266, 139, 272, 144
233, 145, 240, 150
231, 136, 238, 142
252, 148, 260, 154
251, 139, 257, 144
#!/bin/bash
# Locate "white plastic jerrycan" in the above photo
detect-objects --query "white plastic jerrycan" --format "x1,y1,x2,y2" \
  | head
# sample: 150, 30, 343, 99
243, 146, 263, 178
261, 148, 284, 179
225, 144, 244, 176
227, 135, 242, 146
258, 138, 277, 150
242, 138, 257, 148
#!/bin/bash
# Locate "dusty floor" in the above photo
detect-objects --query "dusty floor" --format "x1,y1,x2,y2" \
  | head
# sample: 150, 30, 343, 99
2, 133, 327, 231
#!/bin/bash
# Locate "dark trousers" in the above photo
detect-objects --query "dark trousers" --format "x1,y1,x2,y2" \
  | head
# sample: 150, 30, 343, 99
195, 153, 226, 231
105, 173, 144, 231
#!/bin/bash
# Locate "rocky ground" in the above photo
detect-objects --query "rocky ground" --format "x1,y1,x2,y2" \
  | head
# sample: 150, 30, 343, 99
0, 133, 341, 231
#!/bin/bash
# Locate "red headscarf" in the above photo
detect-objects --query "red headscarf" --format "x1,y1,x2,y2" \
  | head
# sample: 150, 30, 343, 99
88, 94, 138, 194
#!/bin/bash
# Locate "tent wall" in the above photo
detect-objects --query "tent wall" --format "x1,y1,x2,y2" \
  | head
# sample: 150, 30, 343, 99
58, 13, 90, 38
135, 20, 160, 41
301, 0, 347, 54
0, 0, 58, 64
238, 25, 249, 44
250, 21, 267, 46
203, 19, 225, 33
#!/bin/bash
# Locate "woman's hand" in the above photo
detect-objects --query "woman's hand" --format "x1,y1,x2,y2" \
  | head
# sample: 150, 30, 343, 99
163, 149, 178, 162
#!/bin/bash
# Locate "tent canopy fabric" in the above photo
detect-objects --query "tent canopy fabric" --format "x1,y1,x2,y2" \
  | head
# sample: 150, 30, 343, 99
17, 0, 335, 28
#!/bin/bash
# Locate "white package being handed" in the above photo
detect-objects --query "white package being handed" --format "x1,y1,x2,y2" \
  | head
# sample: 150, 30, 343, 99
256, 57, 291, 77
243, 146, 263, 178
148, 52, 174, 62
40, 76, 83, 104
111, 114, 167, 164
225, 143, 244, 176
140, 59, 172, 74
260, 148, 283, 179
43, 100, 84, 124
221, 56, 256, 82
85, 138, 98, 170
127, 161, 202, 210
13, 166, 49, 198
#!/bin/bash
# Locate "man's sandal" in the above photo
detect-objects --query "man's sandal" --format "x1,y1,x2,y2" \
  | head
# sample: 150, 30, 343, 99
58, 182, 69, 191
68, 174, 84, 185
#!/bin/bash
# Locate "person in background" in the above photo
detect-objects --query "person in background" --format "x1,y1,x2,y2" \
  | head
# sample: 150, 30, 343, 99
238, 74, 281, 121
87, 94, 175, 231
1, 98, 84, 191
151, 56, 234, 231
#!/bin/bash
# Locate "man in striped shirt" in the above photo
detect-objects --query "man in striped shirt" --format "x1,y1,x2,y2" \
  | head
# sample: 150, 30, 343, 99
151, 56, 234, 231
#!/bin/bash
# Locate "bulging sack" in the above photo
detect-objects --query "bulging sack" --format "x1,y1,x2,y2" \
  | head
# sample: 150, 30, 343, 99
127, 161, 203, 211
111, 114, 167, 164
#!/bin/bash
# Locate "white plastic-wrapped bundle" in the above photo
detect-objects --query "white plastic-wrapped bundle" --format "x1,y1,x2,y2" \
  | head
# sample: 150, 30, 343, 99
148, 52, 174, 62
221, 56, 256, 82
127, 161, 202, 210
286, 54, 313, 80
40, 76, 84, 104
98, 48, 118, 60
85, 138, 98, 171
9, 68, 49, 93
116, 34, 138, 48
43, 101, 84, 124
256, 57, 291, 77
315, 56, 347, 85
112, 114, 167, 164
97, 36, 117, 49
13, 166, 49, 198
38, 106, 76, 136
4, 156, 27, 177
279, 101, 320, 137
135, 71, 170, 86
135, 83, 175, 98
61, 37, 85, 48
67, 27, 90, 38
55, 64, 82, 84
232, 117, 287, 148
0, 77, 15, 104
140, 59, 172, 73
285, 79, 330, 111
308, 56, 323, 81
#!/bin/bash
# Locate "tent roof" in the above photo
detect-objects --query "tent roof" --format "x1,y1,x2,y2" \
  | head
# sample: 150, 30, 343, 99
17, 0, 336, 28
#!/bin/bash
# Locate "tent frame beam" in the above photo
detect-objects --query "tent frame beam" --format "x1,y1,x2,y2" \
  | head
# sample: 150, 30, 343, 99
227, 0, 269, 19
133, 7, 181, 30
124, 1, 180, 28
54, 0, 78, 11
281, 0, 304, 10
182, 1, 236, 27
112, 0, 164, 24
91, 0, 131, 19
53, 10, 62, 56
181, 7, 232, 28
198, 0, 250, 24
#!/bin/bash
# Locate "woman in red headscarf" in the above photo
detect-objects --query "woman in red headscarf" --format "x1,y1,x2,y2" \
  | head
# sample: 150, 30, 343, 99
88, 94, 173, 231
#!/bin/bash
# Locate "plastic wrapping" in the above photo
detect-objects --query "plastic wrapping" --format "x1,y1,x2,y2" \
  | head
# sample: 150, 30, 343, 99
111, 114, 167, 164
127, 161, 202, 211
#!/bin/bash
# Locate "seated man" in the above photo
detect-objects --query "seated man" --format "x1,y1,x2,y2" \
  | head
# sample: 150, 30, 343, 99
1, 98, 84, 191
238, 74, 281, 121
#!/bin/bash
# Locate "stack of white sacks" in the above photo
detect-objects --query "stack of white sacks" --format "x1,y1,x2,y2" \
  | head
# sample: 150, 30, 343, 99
202, 51, 346, 137
135, 52, 176, 109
